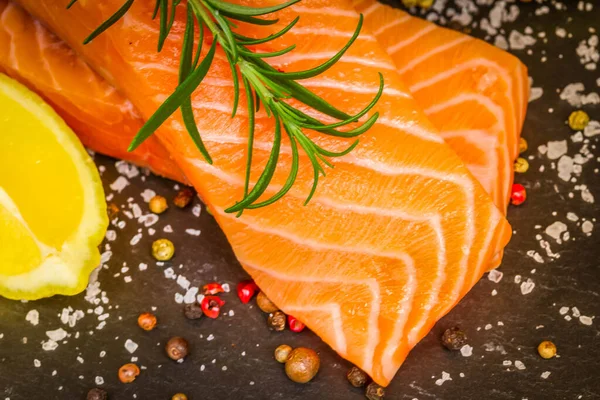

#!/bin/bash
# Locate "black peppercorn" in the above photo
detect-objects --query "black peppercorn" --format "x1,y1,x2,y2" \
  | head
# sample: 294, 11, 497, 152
441, 327, 467, 350
183, 303, 203, 320
346, 366, 368, 388
365, 382, 385, 400
87, 388, 108, 400
166, 337, 189, 361
268, 311, 286, 331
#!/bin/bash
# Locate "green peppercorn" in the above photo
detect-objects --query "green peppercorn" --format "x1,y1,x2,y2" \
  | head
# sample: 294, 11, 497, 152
365, 382, 385, 400
537, 340, 557, 359
514, 157, 529, 173
268, 311, 286, 331
274, 344, 293, 363
519, 137, 528, 154
87, 388, 108, 400
285, 347, 320, 383
166, 337, 189, 361
568, 110, 590, 131
346, 366, 368, 388
441, 327, 467, 351
152, 238, 175, 261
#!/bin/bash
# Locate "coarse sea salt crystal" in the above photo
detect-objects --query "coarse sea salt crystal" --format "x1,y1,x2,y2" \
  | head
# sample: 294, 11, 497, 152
521, 279, 535, 295
541, 371, 551, 379
488, 269, 503, 283
514, 360, 526, 370
567, 212, 579, 222
572, 307, 581, 317
115, 161, 140, 178
177, 275, 191, 290
164, 225, 173, 233
527, 250, 544, 263
139, 263, 148, 271
164, 268, 176, 279
183, 287, 199, 304
582, 221, 594, 235
557, 156, 574, 181
46, 328, 68, 341
192, 204, 201, 217
105, 230, 117, 241
460, 345, 473, 357
26, 310, 39, 326
509, 30, 536, 50
185, 229, 201, 236
130, 233, 142, 246
175, 293, 184, 304
545, 221, 567, 240
584, 120, 600, 137
141, 189, 156, 202
547, 140, 568, 160
125, 339, 138, 354
435, 371, 452, 386
109, 176, 129, 193
579, 316, 593, 325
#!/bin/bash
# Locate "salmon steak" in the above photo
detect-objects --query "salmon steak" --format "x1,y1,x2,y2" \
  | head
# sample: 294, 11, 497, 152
353, 0, 529, 213
10, 0, 512, 385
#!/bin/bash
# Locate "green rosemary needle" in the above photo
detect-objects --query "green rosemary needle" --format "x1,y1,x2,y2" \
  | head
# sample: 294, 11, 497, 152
68, 0, 383, 214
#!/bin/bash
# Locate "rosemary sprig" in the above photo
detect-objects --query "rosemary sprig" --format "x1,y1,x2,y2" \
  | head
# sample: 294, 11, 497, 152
68, 0, 383, 214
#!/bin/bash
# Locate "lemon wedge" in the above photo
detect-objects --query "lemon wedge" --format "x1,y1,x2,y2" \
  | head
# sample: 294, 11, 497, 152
0, 73, 108, 300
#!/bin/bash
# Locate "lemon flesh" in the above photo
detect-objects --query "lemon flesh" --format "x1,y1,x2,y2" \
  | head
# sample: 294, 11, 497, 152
0, 73, 108, 300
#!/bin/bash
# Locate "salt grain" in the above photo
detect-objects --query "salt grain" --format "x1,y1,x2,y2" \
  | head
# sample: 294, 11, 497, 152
434, 371, 452, 386
541, 371, 551, 379
460, 345, 473, 357
25, 310, 39, 326
514, 360, 526, 370
487, 269, 503, 283
520, 279, 535, 295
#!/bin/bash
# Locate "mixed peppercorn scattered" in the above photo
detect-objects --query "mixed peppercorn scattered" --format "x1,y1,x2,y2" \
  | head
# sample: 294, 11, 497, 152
441, 327, 468, 350
268, 311, 287, 331
86, 388, 108, 400
171, 394, 188, 400
511, 183, 527, 206
537, 340, 557, 359
284, 347, 321, 384
365, 382, 385, 400
137, 312, 157, 331
568, 110, 590, 131
152, 238, 175, 261
149, 195, 168, 214
275, 344, 293, 363
256, 291, 279, 313
118, 363, 140, 384
173, 187, 195, 208
166, 337, 189, 361
183, 302, 204, 320
346, 366, 369, 388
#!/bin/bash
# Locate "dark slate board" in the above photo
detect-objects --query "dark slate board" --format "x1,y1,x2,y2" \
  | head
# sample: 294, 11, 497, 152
1, 1, 599, 399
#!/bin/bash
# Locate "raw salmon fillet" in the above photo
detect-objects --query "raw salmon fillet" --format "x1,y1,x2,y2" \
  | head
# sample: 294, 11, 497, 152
0, 1, 186, 183
15, 0, 511, 385
354, 0, 529, 212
